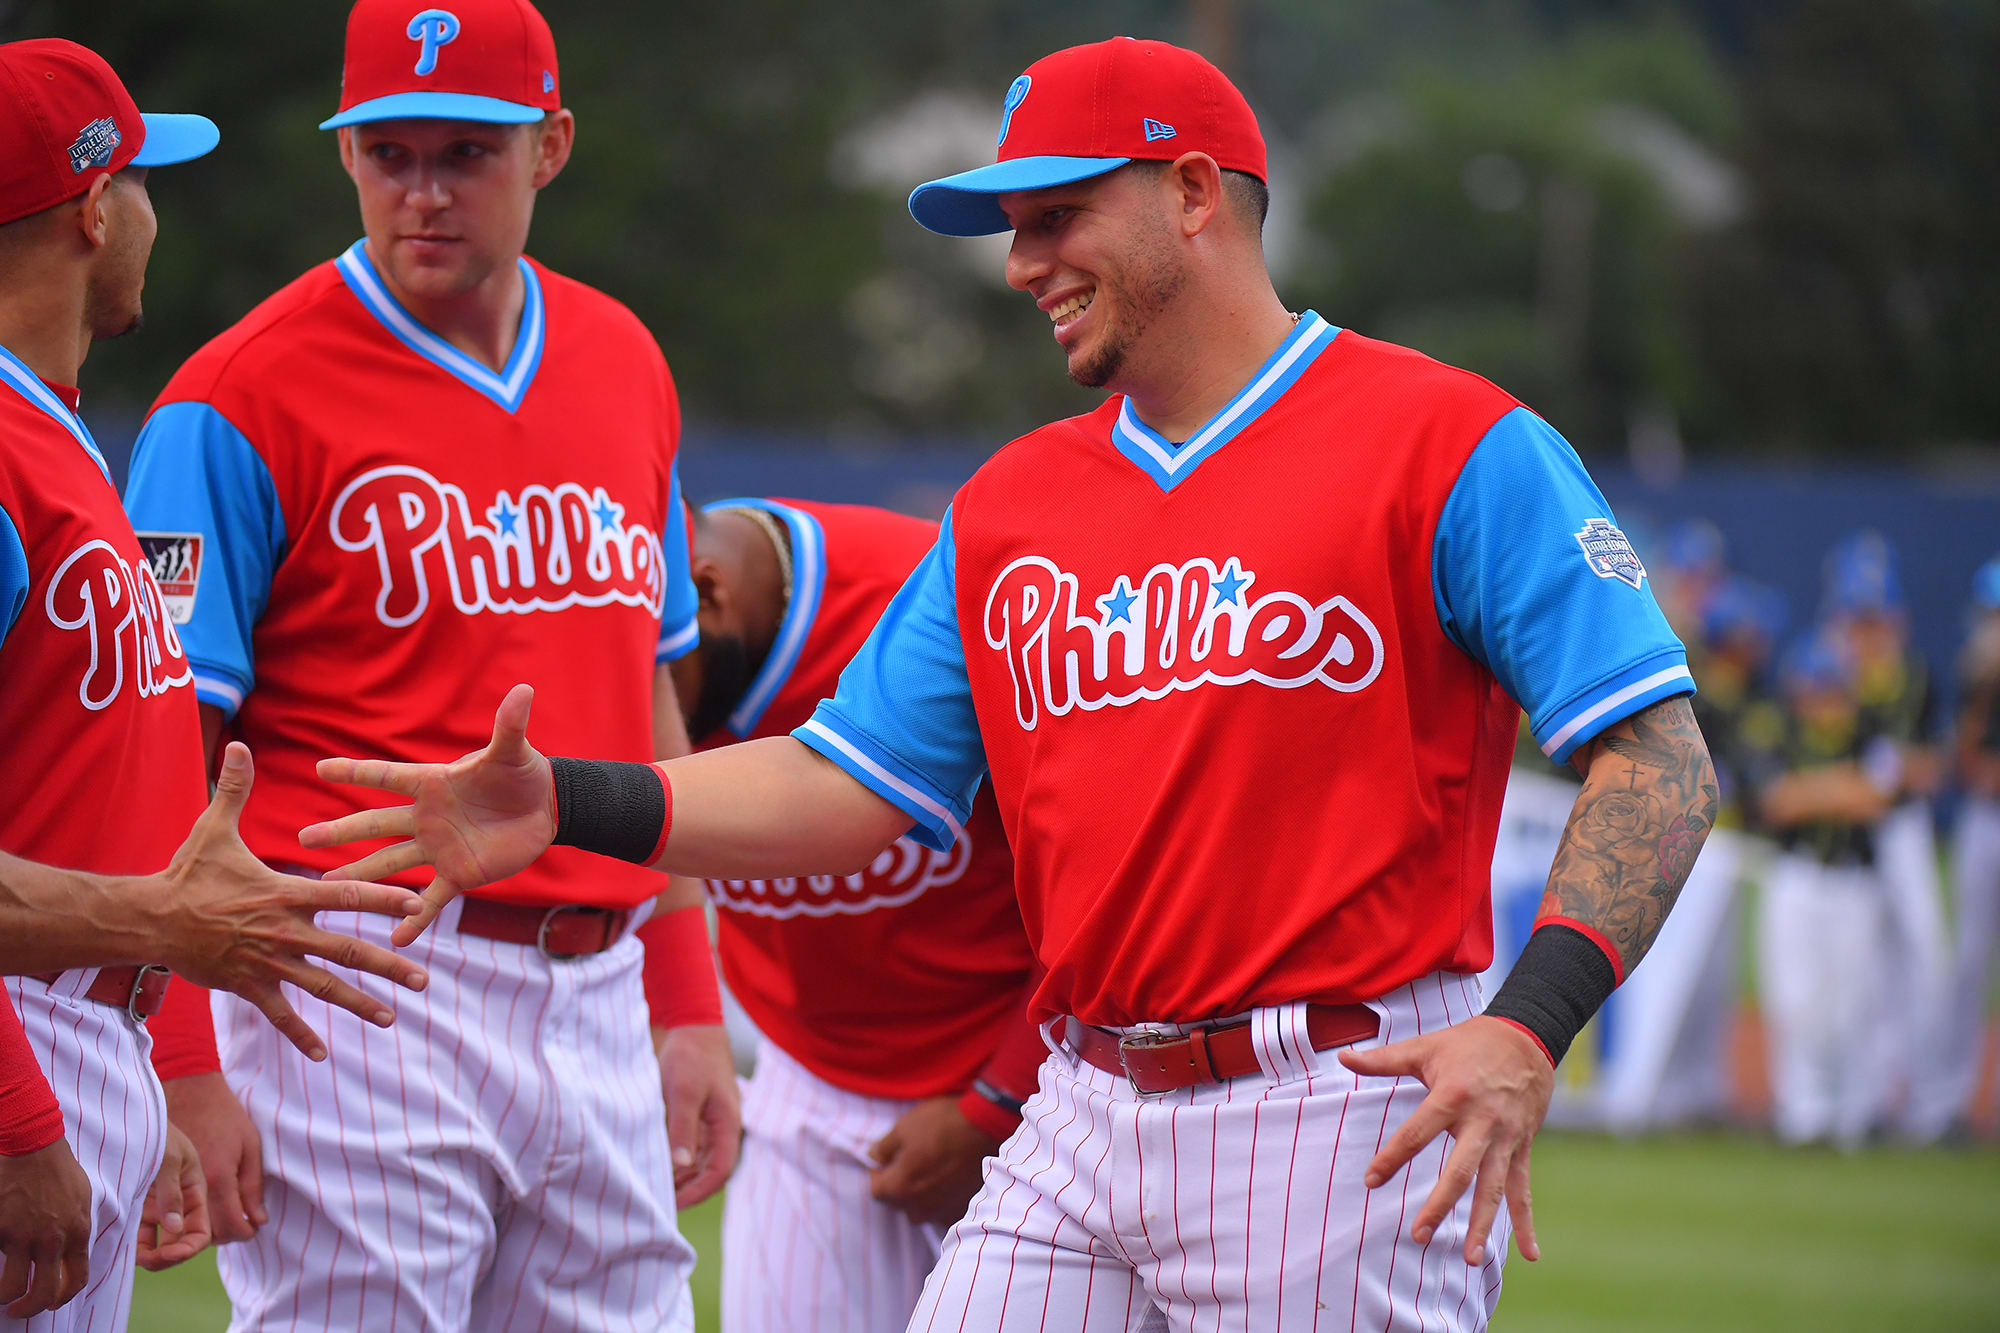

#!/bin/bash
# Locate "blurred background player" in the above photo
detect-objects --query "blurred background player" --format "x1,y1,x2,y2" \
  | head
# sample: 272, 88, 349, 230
119, 2, 735, 1327
1817, 533, 1954, 1140
1751, 629, 1901, 1148
671, 497, 1044, 1332
1939, 556, 2000, 1128
0, 37, 429, 1330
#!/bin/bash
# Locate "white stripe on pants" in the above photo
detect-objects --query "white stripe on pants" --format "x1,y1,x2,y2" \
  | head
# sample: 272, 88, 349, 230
212, 904, 696, 1332
1, 975, 166, 1333
722, 1038, 945, 1333
907, 973, 1507, 1333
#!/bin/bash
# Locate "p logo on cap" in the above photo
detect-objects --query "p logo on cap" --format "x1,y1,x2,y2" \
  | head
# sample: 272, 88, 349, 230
997, 75, 1031, 147
407, 8, 461, 76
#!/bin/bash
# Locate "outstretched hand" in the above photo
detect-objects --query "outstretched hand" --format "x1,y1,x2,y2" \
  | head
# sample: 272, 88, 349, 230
160, 743, 430, 1062
302, 684, 556, 946
1338, 1015, 1553, 1266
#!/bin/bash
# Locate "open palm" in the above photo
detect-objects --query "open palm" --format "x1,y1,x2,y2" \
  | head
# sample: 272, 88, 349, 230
302, 684, 555, 946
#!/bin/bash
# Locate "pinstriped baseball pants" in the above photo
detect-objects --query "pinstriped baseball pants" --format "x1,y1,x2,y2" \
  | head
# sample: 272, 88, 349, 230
908, 974, 1507, 1333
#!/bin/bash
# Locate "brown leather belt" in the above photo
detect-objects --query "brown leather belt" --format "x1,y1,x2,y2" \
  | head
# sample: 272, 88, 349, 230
456, 899, 630, 959
29, 966, 171, 1022
1063, 1004, 1380, 1095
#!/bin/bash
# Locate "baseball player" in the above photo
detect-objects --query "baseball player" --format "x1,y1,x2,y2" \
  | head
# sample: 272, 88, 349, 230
1940, 557, 2000, 1126
0, 39, 429, 1330
309, 38, 1718, 1331
1750, 630, 1898, 1147
119, 3, 734, 1327
672, 497, 1045, 1330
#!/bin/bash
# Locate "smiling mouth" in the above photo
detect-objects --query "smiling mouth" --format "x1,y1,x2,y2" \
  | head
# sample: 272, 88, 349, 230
1048, 291, 1095, 327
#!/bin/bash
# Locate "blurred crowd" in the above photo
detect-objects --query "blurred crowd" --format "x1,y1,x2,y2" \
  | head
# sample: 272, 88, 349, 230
1650, 524, 2000, 1148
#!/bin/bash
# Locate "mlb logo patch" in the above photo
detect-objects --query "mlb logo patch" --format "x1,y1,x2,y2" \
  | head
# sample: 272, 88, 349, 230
68, 118, 122, 174
1574, 518, 1647, 589
137, 533, 202, 623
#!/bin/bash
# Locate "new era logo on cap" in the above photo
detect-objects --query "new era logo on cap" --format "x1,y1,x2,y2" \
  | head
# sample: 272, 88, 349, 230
909, 37, 1267, 237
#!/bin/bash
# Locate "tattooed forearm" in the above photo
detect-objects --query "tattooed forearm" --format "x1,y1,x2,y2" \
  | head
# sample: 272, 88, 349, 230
1543, 696, 1719, 975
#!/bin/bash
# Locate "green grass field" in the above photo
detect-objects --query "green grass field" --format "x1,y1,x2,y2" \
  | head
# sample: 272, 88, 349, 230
130, 1132, 2000, 1331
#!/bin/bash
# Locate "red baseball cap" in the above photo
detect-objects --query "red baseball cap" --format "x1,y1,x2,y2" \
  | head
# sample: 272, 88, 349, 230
0, 39, 218, 227
320, 0, 560, 131
909, 37, 1267, 237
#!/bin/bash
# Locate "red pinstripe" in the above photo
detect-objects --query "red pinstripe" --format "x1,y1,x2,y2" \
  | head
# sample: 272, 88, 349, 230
1349, 989, 1403, 1331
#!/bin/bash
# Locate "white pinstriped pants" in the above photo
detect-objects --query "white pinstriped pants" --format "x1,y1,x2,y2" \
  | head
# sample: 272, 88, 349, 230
908, 974, 1507, 1333
211, 903, 696, 1332
721, 1038, 945, 1333
1, 975, 167, 1333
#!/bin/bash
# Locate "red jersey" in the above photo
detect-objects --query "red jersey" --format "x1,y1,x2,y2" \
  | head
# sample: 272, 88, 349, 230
125, 241, 698, 911
795, 316, 1691, 1026
0, 348, 206, 877
696, 499, 1038, 1101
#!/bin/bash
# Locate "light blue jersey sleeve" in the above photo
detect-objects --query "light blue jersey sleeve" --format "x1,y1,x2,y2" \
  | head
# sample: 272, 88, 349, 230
656, 461, 699, 663
1433, 406, 1692, 764
793, 506, 987, 851
123, 402, 287, 719
0, 502, 27, 649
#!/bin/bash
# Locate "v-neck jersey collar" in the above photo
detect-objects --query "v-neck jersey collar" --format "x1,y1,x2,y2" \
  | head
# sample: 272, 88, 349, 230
1109, 311, 1340, 491
334, 240, 546, 414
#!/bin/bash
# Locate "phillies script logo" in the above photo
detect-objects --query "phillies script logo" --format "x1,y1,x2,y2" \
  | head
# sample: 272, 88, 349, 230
983, 555, 1384, 730
45, 540, 193, 711
707, 833, 972, 919
329, 465, 664, 628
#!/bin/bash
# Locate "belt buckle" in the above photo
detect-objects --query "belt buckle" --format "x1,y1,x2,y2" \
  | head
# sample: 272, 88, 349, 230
127, 965, 170, 1023
536, 905, 606, 961
1115, 1028, 1178, 1100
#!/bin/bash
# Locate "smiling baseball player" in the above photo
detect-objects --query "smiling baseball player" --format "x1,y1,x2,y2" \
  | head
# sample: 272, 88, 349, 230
119, 2, 733, 1328
306, 37, 1718, 1332
673, 497, 1045, 1331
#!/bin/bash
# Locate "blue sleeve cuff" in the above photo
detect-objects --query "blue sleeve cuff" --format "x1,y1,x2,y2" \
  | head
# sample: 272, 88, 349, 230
656, 618, 699, 663
794, 703, 972, 853
191, 664, 251, 719
0, 503, 27, 647
1536, 649, 1696, 763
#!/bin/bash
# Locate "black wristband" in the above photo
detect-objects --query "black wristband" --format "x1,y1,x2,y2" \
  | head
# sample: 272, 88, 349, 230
1484, 923, 1619, 1066
548, 758, 667, 865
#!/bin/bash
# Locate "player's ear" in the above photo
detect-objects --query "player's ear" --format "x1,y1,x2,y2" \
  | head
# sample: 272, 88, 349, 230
692, 554, 726, 616
530, 110, 575, 190
75, 173, 114, 250
1169, 152, 1224, 239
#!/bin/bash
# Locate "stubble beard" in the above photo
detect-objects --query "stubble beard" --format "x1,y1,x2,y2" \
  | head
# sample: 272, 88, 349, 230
1067, 228, 1189, 390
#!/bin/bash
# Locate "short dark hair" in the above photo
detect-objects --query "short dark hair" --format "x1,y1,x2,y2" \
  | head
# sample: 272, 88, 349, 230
1128, 160, 1269, 233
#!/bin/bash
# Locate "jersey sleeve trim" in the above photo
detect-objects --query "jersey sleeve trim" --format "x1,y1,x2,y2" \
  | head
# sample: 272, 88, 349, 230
655, 620, 699, 664
1537, 653, 1694, 762
0, 503, 26, 646
707, 498, 828, 737
192, 671, 247, 713
795, 711, 967, 852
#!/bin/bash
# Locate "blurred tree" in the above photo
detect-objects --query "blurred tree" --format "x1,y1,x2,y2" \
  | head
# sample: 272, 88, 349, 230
1683, 0, 2000, 450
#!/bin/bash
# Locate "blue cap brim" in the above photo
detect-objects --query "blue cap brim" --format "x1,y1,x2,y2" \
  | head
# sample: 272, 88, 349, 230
131, 113, 219, 167
908, 155, 1131, 236
319, 91, 547, 131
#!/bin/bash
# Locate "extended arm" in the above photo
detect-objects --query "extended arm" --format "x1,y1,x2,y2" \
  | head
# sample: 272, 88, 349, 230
305, 684, 917, 945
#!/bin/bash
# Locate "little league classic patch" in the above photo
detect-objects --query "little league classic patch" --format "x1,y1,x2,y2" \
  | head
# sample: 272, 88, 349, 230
1575, 518, 1647, 589
137, 532, 202, 623
69, 117, 122, 173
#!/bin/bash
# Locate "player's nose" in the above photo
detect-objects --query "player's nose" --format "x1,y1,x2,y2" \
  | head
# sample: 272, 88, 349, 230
1004, 231, 1051, 293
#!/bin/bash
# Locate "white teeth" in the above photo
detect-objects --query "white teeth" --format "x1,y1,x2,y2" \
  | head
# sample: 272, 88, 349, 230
1048, 292, 1094, 322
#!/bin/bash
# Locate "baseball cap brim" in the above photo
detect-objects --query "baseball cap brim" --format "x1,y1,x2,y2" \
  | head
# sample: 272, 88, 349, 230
319, 90, 547, 131
908, 155, 1131, 236
131, 112, 220, 167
